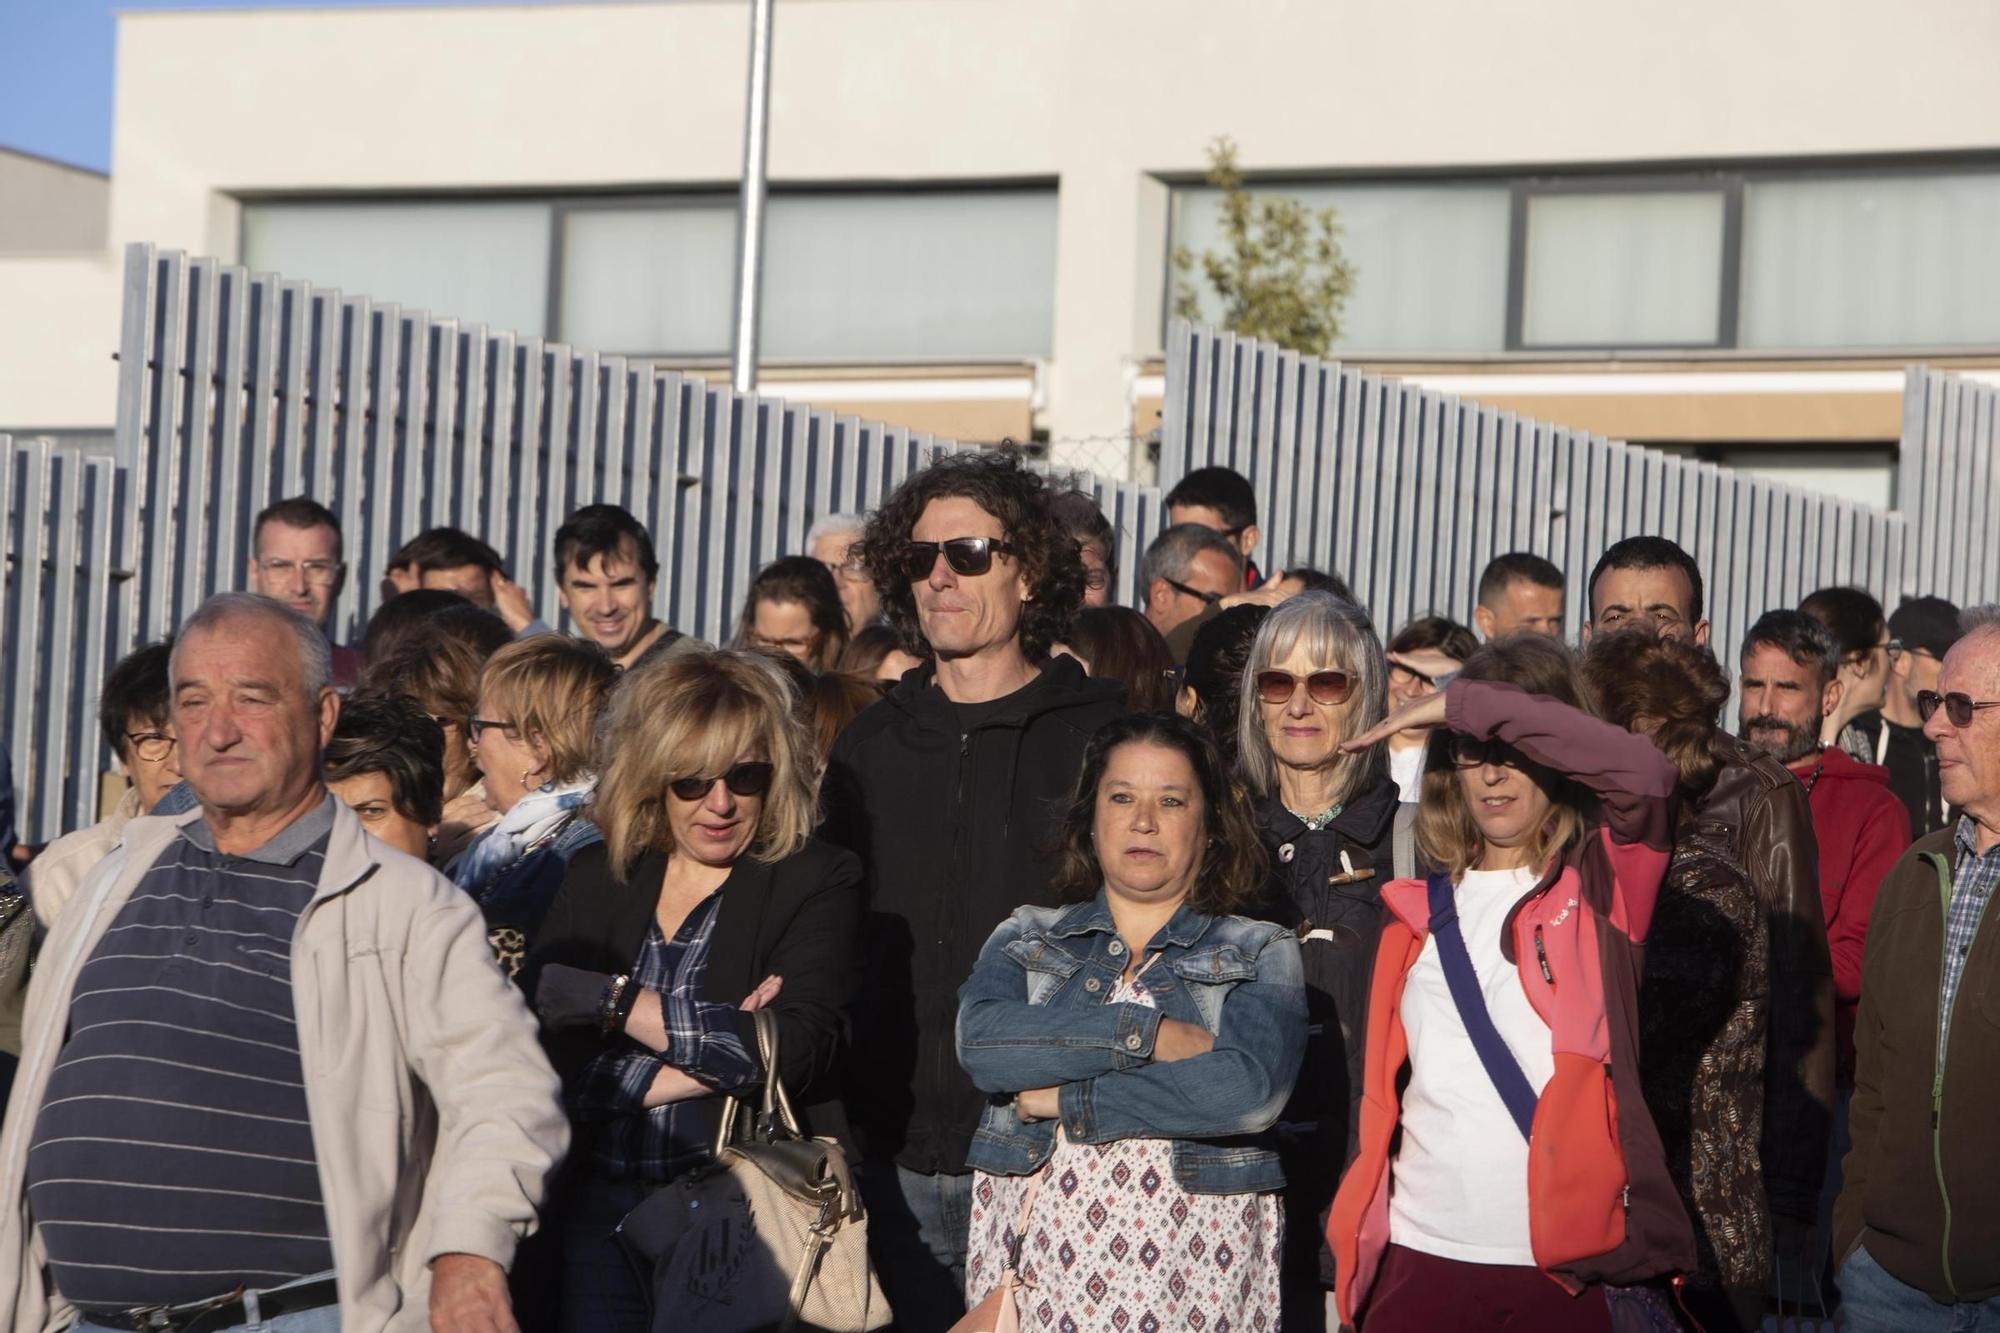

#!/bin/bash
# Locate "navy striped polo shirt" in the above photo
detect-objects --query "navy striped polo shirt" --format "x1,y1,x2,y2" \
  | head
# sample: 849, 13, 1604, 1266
26, 797, 337, 1313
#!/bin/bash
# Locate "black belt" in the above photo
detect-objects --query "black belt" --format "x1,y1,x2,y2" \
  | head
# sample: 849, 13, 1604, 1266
116, 1276, 339, 1332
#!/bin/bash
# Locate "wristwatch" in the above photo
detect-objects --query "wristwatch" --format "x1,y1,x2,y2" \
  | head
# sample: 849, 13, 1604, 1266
597, 972, 637, 1036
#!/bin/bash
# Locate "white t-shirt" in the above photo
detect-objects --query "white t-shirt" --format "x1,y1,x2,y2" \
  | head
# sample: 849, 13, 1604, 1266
1388, 744, 1424, 803
1387, 865, 1554, 1265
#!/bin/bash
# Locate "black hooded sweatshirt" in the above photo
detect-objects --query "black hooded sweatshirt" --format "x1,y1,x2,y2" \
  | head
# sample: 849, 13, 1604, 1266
821, 653, 1127, 1173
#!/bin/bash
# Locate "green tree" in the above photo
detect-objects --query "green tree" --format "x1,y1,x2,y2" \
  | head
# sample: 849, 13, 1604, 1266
1171, 137, 1356, 357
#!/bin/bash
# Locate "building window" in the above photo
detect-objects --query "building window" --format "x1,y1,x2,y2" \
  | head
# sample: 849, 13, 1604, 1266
558, 200, 737, 356
240, 200, 553, 337
1739, 171, 2000, 348
1518, 187, 1730, 348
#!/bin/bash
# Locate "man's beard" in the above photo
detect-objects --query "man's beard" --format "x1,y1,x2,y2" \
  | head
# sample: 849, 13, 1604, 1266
1740, 714, 1821, 765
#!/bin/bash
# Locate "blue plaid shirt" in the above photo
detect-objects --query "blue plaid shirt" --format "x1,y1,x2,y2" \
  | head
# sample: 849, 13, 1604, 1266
572, 893, 758, 1181
1940, 816, 2000, 1062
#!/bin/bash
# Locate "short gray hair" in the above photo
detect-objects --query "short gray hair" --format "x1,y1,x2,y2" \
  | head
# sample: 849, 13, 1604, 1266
806, 512, 867, 554
172, 592, 334, 697
1960, 603, 2000, 637
1141, 523, 1242, 591
1236, 591, 1389, 803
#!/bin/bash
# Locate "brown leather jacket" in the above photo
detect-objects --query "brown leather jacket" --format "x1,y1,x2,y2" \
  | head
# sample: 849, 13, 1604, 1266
1694, 734, 1837, 1222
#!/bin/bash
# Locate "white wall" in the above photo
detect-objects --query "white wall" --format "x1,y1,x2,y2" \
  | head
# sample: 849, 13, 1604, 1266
6, 0, 1999, 438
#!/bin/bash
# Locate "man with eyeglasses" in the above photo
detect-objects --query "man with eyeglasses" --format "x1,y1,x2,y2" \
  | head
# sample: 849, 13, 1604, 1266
1141, 522, 1246, 655
822, 449, 1125, 1330
247, 496, 362, 689
808, 512, 884, 633
1835, 606, 2000, 1330
1852, 597, 1964, 838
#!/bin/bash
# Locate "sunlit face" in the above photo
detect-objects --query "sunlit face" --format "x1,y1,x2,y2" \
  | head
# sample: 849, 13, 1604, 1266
1891, 642, 1946, 711
1925, 632, 2000, 826
667, 749, 767, 869
1168, 502, 1257, 560
1739, 643, 1833, 765
875, 648, 924, 684
1257, 642, 1355, 772
248, 521, 345, 630
1587, 566, 1708, 645
119, 711, 182, 812
1480, 580, 1565, 639
173, 617, 338, 819
1838, 627, 1893, 716
910, 497, 1031, 662
1145, 547, 1242, 638
558, 541, 657, 661
471, 690, 550, 815
811, 530, 881, 633
418, 564, 496, 610
328, 770, 430, 859
1094, 741, 1206, 906
747, 598, 824, 667
1454, 738, 1557, 861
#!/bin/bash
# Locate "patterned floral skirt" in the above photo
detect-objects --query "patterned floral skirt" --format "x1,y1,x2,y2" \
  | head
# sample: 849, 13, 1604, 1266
966, 1132, 1282, 1332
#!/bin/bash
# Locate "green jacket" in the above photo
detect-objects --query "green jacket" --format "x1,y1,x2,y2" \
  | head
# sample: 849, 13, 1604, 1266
1835, 825, 2000, 1301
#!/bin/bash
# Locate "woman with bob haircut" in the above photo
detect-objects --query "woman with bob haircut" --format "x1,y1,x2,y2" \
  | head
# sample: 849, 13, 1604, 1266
521, 649, 863, 1332
957, 711, 1304, 1330
450, 635, 616, 971
735, 554, 850, 672
1327, 634, 1695, 1332
1234, 589, 1408, 1328
323, 689, 445, 862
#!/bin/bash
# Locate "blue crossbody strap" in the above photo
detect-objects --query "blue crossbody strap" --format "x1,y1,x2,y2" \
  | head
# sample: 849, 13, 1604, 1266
1426, 873, 1538, 1141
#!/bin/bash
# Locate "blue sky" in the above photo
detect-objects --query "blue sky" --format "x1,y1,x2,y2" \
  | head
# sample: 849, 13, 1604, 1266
0, 1, 577, 173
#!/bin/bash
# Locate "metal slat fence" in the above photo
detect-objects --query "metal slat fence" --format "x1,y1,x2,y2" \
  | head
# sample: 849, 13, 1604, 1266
1900, 366, 2000, 610
1159, 319, 1912, 688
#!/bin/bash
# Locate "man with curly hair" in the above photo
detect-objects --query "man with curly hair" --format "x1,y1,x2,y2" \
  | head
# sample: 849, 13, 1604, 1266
823, 448, 1128, 1328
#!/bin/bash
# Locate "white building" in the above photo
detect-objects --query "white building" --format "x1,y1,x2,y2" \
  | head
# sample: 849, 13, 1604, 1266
4, 0, 2000, 500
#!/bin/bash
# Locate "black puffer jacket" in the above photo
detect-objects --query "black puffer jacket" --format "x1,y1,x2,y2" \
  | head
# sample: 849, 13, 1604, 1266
821, 654, 1126, 1172
1252, 776, 1412, 1304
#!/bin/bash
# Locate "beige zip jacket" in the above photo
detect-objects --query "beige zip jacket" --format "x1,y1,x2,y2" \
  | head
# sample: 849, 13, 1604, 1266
0, 800, 569, 1332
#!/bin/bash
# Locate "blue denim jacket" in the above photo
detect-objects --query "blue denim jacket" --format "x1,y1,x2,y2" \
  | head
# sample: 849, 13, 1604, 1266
955, 891, 1306, 1195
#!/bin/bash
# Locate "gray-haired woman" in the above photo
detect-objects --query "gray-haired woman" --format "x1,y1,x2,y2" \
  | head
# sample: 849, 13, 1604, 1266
1235, 590, 1411, 1330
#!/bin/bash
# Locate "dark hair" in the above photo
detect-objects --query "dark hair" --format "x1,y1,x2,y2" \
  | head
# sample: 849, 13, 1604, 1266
837, 622, 914, 678
554, 503, 659, 582
99, 641, 173, 758
254, 496, 342, 559
854, 446, 1085, 662
1742, 608, 1840, 690
1165, 465, 1258, 532
1281, 567, 1353, 601
805, 671, 882, 760
1478, 552, 1564, 609
1050, 488, 1118, 583
1068, 606, 1172, 712
1388, 614, 1478, 662
737, 556, 849, 672
324, 690, 446, 827
1587, 536, 1704, 625
1052, 711, 1268, 916
1183, 604, 1270, 768
1799, 586, 1887, 661
363, 590, 511, 666
1584, 628, 1731, 796
391, 526, 506, 576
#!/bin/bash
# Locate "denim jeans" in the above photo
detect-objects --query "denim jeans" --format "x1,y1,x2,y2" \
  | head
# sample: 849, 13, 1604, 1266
860, 1161, 974, 1333
71, 1272, 342, 1332
1839, 1244, 2000, 1333
556, 1172, 653, 1333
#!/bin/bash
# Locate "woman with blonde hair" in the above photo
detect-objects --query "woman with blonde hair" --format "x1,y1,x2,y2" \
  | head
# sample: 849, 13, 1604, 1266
450, 634, 616, 969
1327, 634, 1695, 1331
521, 648, 863, 1332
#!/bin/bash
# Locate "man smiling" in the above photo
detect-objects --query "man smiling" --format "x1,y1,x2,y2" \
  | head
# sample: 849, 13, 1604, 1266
552, 504, 700, 671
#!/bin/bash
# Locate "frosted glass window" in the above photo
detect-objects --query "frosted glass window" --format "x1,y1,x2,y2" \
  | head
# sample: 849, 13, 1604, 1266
1171, 184, 1511, 352
241, 201, 551, 335
760, 190, 1058, 359
1521, 191, 1725, 347
1740, 173, 2000, 348
560, 202, 736, 354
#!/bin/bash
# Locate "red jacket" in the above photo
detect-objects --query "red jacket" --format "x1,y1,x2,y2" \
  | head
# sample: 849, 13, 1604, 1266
1787, 746, 1911, 1086
1328, 681, 1696, 1327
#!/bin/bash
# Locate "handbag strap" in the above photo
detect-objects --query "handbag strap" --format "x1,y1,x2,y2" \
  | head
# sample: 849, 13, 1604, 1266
1426, 873, 1538, 1140
714, 1008, 805, 1154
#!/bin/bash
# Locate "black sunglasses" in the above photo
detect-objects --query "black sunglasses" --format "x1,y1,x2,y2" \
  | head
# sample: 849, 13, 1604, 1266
898, 537, 1018, 583
1255, 669, 1354, 706
1448, 734, 1525, 769
1164, 576, 1223, 606
1917, 691, 2000, 728
668, 761, 775, 802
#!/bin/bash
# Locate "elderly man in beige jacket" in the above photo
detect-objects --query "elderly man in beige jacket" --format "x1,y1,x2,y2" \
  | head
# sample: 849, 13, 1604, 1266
0, 593, 567, 1333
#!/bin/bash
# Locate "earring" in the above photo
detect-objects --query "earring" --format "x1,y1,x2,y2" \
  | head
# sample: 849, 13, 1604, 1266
521, 769, 537, 791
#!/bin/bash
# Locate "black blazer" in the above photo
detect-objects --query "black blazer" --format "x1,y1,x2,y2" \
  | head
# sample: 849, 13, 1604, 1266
520, 835, 865, 1162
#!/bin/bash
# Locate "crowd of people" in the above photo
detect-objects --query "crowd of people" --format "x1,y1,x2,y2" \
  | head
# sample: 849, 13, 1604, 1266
0, 449, 1992, 1333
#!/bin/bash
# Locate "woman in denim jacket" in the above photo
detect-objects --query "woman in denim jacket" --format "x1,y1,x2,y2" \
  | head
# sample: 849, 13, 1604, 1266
957, 712, 1307, 1329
